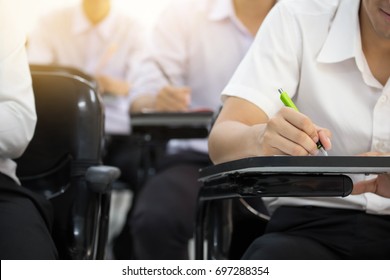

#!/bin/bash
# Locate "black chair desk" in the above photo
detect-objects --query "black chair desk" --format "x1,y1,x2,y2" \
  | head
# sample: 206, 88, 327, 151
131, 111, 214, 140
16, 71, 120, 259
106, 111, 214, 259
196, 156, 390, 259
130, 111, 214, 185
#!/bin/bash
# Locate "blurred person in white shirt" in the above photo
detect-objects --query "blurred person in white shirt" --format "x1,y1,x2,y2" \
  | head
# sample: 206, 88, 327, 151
129, 0, 280, 259
0, 0, 57, 259
27, 0, 147, 190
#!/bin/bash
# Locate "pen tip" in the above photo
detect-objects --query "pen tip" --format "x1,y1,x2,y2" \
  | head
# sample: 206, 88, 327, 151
278, 88, 284, 94
320, 147, 328, 156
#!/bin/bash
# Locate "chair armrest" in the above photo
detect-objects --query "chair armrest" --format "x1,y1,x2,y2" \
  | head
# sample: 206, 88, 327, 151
85, 165, 121, 193
70, 165, 120, 259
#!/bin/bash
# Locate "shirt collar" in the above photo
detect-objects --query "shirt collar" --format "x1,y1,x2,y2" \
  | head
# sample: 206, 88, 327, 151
72, 5, 114, 40
317, 0, 361, 63
208, 0, 254, 37
208, 0, 235, 21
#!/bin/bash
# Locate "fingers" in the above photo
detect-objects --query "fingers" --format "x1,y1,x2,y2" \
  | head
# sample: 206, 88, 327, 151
155, 85, 191, 111
317, 128, 332, 150
282, 107, 322, 146
261, 127, 311, 155
264, 107, 328, 155
357, 151, 390, 156
353, 176, 389, 197
353, 174, 390, 198
352, 178, 378, 195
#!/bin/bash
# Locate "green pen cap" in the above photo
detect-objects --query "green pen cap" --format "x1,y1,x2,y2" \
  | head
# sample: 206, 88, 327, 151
278, 88, 299, 111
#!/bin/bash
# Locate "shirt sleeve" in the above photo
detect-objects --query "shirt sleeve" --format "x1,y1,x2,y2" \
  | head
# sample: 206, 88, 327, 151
0, 0, 37, 159
26, 15, 55, 64
130, 0, 190, 101
221, 2, 302, 118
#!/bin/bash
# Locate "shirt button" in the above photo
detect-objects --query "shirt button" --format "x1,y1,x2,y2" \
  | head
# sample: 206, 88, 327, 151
375, 141, 385, 151
379, 95, 388, 103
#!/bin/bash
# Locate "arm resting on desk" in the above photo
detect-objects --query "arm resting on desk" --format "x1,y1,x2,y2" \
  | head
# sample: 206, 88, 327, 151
130, 93, 155, 113
131, 86, 191, 113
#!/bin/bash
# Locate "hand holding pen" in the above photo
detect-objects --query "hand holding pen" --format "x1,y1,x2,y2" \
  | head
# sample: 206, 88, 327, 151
154, 60, 191, 112
278, 88, 330, 156
155, 85, 191, 112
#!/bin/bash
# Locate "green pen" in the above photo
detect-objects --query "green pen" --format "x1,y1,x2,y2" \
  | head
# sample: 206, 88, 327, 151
278, 88, 328, 156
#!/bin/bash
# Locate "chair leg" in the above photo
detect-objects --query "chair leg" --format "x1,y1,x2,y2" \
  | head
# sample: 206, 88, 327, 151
195, 199, 235, 260
195, 199, 209, 259
96, 192, 112, 259
207, 199, 233, 260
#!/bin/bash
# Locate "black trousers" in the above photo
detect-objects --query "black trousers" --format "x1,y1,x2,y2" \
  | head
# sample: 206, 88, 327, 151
103, 135, 143, 190
242, 206, 390, 260
0, 173, 57, 259
130, 151, 211, 260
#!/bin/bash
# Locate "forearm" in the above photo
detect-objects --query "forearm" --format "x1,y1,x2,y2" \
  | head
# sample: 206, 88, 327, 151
97, 75, 130, 97
130, 86, 190, 113
130, 94, 156, 113
208, 120, 265, 164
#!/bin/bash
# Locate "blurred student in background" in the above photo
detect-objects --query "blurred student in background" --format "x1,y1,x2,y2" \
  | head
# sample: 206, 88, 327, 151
0, 0, 57, 259
128, 0, 279, 259
27, 0, 145, 190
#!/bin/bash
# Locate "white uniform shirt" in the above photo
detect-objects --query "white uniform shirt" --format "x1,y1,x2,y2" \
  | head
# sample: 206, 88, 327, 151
223, 0, 390, 215
131, 0, 261, 154
28, 5, 146, 135
0, 1, 37, 183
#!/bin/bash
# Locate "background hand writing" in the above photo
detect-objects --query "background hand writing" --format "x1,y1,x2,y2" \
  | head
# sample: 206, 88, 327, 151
154, 85, 191, 112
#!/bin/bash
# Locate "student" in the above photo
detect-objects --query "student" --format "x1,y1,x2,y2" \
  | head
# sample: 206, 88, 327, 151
0, 0, 57, 259
27, 0, 145, 189
208, 0, 390, 259
129, 0, 279, 259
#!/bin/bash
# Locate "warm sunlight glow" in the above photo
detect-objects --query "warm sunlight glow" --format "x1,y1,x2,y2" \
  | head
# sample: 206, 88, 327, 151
21, 0, 172, 33
114, 0, 172, 26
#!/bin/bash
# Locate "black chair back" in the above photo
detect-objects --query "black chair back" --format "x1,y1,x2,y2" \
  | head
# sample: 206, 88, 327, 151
15, 71, 110, 259
29, 64, 98, 90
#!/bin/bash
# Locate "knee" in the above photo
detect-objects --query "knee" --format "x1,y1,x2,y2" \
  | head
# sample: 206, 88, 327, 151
242, 233, 337, 260
241, 234, 278, 260
130, 203, 175, 239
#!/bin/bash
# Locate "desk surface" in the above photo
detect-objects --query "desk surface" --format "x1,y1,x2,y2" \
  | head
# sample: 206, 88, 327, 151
131, 111, 214, 126
199, 156, 390, 182
130, 111, 214, 140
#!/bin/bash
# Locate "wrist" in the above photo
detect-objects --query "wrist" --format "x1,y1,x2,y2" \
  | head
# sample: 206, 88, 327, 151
252, 123, 267, 156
